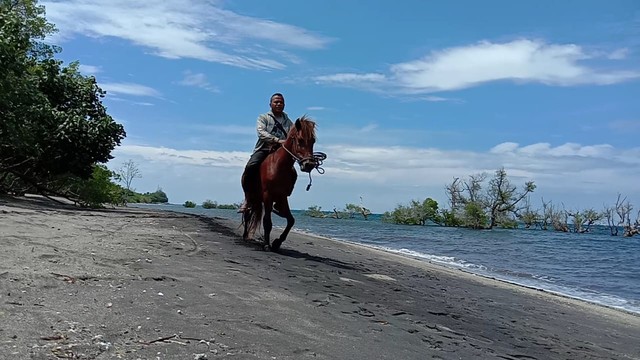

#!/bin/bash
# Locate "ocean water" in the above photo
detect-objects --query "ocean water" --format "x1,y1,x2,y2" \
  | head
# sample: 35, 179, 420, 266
134, 204, 640, 315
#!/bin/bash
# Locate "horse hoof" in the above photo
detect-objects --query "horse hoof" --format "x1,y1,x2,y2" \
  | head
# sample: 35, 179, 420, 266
271, 239, 283, 252
263, 244, 271, 251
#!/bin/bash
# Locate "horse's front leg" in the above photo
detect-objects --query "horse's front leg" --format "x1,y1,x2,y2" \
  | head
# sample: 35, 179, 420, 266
262, 197, 274, 250
271, 199, 294, 252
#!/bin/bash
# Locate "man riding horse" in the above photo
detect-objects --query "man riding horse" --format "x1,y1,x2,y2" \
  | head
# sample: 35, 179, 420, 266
239, 93, 323, 250
238, 93, 294, 214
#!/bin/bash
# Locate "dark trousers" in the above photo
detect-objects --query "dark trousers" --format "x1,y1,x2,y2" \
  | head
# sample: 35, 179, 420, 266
242, 149, 270, 193
245, 149, 270, 170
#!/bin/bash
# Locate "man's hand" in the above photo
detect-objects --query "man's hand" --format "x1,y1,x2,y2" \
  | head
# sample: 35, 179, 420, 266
278, 139, 285, 144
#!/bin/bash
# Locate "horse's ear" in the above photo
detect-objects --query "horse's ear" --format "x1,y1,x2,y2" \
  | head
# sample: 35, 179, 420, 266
295, 118, 301, 131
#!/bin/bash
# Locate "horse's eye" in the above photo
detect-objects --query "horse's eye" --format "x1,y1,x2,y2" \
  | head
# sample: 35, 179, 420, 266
298, 139, 305, 147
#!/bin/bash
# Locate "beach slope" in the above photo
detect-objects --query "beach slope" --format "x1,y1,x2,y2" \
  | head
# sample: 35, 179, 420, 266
1, 196, 639, 359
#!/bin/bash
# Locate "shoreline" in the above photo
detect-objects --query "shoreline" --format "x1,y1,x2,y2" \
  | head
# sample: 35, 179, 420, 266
2, 196, 639, 359
187, 209, 640, 318
331, 237, 640, 318
291, 226, 640, 319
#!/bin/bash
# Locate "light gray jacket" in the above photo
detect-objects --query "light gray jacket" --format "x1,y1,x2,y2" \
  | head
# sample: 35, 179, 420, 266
253, 111, 293, 152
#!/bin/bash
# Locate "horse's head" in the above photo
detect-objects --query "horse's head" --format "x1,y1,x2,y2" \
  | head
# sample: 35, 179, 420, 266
287, 115, 317, 173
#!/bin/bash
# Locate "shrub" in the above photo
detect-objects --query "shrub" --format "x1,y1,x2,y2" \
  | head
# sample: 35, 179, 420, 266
202, 200, 218, 209
64, 165, 125, 208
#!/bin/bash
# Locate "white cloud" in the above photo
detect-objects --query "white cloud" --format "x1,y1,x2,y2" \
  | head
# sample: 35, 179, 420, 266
111, 141, 640, 213
313, 73, 386, 85
78, 64, 101, 74
101, 82, 161, 97
313, 39, 640, 93
178, 71, 219, 93
423, 96, 452, 102
115, 145, 248, 167
359, 124, 378, 133
42, 0, 332, 70
306, 106, 326, 111
490, 142, 520, 153
608, 48, 629, 60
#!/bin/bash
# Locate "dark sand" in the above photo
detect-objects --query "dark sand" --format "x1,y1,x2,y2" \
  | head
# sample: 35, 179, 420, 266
1, 196, 639, 359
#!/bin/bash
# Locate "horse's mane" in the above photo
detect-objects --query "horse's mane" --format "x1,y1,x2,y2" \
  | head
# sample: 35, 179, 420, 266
289, 115, 316, 140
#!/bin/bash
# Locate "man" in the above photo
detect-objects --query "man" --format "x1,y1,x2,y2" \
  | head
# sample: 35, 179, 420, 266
238, 93, 294, 213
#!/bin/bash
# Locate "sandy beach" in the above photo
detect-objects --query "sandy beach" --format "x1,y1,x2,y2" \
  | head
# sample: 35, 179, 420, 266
1, 196, 639, 359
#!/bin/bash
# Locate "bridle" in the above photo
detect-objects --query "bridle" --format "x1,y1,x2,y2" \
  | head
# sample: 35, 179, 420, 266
280, 143, 327, 191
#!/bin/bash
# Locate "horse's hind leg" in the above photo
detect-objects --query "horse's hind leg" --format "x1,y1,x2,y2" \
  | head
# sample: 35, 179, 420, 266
262, 198, 274, 250
242, 210, 251, 241
271, 199, 294, 252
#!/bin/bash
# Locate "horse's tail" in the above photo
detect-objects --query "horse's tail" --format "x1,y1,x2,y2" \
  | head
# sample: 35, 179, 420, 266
246, 196, 263, 238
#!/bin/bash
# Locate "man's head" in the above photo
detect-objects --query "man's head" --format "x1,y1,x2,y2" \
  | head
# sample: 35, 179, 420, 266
270, 93, 285, 115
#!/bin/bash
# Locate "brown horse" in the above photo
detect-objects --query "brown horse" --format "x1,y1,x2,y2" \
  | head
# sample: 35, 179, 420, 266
241, 116, 319, 251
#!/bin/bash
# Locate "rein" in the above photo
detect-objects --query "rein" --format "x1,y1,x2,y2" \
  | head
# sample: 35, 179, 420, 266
280, 144, 326, 191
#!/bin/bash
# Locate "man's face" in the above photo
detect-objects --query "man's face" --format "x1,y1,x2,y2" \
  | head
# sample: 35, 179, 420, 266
270, 95, 285, 113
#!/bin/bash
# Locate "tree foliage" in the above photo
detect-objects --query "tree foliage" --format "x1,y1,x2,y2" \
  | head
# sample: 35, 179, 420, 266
382, 198, 441, 225
442, 168, 535, 229
462, 201, 487, 229
344, 203, 372, 220
486, 168, 536, 228
305, 205, 326, 218
304, 203, 371, 220
517, 196, 541, 229
201, 199, 238, 209
603, 194, 639, 237
0, 0, 125, 201
126, 188, 168, 204
202, 199, 218, 209
63, 164, 124, 207
568, 208, 601, 233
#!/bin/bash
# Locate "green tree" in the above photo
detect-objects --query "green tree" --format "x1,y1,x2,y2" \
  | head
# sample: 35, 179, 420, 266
0, 0, 125, 198
202, 199, 218, 209
382, 198, 441, 225
305, 205, 326, 218
486, 167, 536, 229
415, 197, 442, 225
440, 169, 535, 229
568, 208, 601, 233
216, 203, 238, 210
183, 201, 196, 208
64, 165, 125, 207
147, 189, 168, 203
344, 203, 372, 219
518, 196, 541, 229
444, 177, 465, 224
344, 203, 361, 218
125, 188, 168, 203
439, 209, 462, 227
382, 204, 422, 225
462, 201, 487, 229
549, 203, 569, 232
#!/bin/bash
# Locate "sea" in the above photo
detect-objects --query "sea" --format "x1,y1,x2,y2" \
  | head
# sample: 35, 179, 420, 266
134, 204, 640, 315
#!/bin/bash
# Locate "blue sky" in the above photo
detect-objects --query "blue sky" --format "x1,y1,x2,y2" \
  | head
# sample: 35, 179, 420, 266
41, 0, 640, 213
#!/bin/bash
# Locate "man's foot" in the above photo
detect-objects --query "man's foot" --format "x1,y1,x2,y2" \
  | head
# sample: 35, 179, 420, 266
237, 200, 248, 213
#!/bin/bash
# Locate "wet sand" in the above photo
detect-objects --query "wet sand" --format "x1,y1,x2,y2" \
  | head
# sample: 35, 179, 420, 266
1, 196, 639, 359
